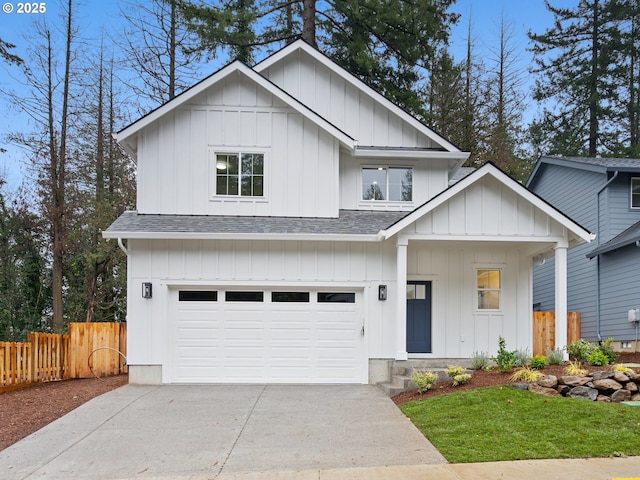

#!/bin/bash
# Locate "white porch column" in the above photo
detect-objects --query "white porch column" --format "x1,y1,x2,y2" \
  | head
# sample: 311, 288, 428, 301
554, 238, 569, 357
396, 238, 408, 360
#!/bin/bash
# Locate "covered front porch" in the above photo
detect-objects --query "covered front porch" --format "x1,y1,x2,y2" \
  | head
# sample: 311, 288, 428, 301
378, 163, 595, 363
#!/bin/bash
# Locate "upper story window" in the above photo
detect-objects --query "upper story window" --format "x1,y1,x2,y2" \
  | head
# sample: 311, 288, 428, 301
632, 178, 640, 209
215, 152, 264, 197
362, 167, 412, 202
477, 269, 501, 310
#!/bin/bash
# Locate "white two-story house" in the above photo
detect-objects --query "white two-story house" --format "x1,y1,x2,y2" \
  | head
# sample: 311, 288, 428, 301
104, 40, 593, 385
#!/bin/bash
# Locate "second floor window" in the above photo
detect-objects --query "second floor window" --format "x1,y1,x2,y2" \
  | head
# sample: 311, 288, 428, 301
362, 167, 412, 201
632, 178, 640, 208
216, 152, 264, 197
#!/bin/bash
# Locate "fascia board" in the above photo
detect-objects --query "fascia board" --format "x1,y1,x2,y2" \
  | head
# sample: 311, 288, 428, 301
353, 149, 469, 161
255, 40, 461, 153
116, 61, 356, 152
381, 163, 595, 244
102, 231, 380, 242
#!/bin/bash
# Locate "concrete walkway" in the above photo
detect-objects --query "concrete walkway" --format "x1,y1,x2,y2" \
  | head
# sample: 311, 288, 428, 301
1, 384, 638, 479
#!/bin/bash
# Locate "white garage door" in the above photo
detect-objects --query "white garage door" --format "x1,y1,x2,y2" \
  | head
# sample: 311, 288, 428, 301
169, 288, 365, 384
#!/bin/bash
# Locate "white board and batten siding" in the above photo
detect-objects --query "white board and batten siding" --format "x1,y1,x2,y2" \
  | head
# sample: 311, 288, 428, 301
136, 70, 340, 218
407, 243, 531, 358
408, 175, 567, 238
258, 49, 438, 149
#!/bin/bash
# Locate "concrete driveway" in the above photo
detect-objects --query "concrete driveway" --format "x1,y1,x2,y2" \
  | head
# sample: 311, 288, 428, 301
0, 384, 445, 479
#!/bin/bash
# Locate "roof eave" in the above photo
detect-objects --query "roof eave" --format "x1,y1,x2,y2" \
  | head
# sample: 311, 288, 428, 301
102, 231, 381, 242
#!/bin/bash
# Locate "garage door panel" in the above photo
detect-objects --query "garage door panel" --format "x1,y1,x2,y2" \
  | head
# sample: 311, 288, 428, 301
172, 289, 364, 383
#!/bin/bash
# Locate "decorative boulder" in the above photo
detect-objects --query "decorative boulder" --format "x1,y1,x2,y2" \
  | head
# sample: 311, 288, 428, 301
592, 371, 614, 381
529, 383, 560, 397
538, 375, 558, 388
611, 389, 632, 403
614, 371, 631, 383
559, 375, 592, 387
569, 386, 598, 401
597, 395, 612, 402
627, 382, 638, 392
592, 378, 623, 391
556, 385, 571, 396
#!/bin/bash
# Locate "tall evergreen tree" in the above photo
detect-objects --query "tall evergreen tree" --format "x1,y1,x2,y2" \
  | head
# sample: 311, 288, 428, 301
528, 0, 620, 156
176, 0, 459, 118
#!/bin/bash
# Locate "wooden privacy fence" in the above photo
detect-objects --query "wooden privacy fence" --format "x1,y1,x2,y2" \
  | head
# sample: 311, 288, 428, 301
69, 322, 127, 379
532, 311, 580, 356
0, 322, 126, 391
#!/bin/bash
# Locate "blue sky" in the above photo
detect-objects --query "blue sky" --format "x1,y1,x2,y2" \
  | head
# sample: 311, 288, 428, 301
0, 0, 576, 190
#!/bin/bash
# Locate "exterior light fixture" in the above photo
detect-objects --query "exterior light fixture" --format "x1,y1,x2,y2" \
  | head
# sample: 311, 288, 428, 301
142, 282, 153, 299
378, 285, 387, 301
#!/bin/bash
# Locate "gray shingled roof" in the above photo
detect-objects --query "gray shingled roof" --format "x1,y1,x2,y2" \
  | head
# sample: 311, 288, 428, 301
542, 156, 640, 170
586, 220, 640, 258
448, 167, 475, 186
104, 210, 408, 238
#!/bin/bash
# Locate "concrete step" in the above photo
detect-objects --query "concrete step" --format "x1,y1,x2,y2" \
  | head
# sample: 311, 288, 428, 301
379, 365, 473, 397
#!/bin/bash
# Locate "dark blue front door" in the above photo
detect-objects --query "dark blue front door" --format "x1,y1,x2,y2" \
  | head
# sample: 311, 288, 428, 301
406, 281, 432, 353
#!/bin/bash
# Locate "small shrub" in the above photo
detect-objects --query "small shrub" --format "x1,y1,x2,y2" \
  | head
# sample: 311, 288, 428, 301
510, 366, 544, 383
611, 364, 634, 375
564, 361, 587, 376
471, 351, 491, 370
492, 336, 517, 371
513, 348, 531, 367
566, 339, 594, 363
530, 355, 547, 370
446, 365, 466, 377
598, 337, 617, 364
446, 365, 471, 386
452, 373, 472, 386
588, 349, 609, 366
412, 370, 439, 394
545, 348, 565, 365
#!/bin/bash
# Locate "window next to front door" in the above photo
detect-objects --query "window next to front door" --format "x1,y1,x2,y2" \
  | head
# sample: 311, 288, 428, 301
477, 269, 501, 310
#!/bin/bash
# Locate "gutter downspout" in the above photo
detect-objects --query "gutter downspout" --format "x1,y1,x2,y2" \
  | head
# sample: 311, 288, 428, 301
117, 238, 128, 256
595, 171, 619, 341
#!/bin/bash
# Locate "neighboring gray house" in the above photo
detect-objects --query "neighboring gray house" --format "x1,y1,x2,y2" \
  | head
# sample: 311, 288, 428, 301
527, 156, 640, 350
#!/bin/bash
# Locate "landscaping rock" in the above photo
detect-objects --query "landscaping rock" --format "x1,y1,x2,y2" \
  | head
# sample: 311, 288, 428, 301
627, 382, 638, 392
597, 394, 611, 402
538, 375, 558, 388
511, 383, 529, 391
559, 375, 591, 387
632, 393, 640, 401
529, 383, 560, 397
611, 389, 632, 403
592, 378, 623, 391
569, 386, 598, 401
614, 371, 631, 383
556, 385, 571, 396
592, 371, 614, 381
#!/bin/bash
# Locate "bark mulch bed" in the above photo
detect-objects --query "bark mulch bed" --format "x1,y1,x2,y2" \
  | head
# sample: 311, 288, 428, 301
392, 352, 640, 405
0, 375, 128, 451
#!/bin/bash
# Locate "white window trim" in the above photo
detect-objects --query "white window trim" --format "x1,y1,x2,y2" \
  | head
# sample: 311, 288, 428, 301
209, 148, 269, 201
631, 177, 640, 209
359, 165, 414, 205
474, 266, 503, 312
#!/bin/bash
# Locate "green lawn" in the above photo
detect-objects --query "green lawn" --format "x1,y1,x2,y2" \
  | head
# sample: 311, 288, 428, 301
399, 386, 640, 463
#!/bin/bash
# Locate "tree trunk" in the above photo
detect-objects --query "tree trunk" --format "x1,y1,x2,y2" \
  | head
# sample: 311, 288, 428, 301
51, 0, 74, 331
301, 0, 316, 46
589, 0, 599, 156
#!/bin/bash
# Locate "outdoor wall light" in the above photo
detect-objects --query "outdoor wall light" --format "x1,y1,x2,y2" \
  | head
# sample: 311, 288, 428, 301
378, 284, 387, 301
142, 282, 153, 299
